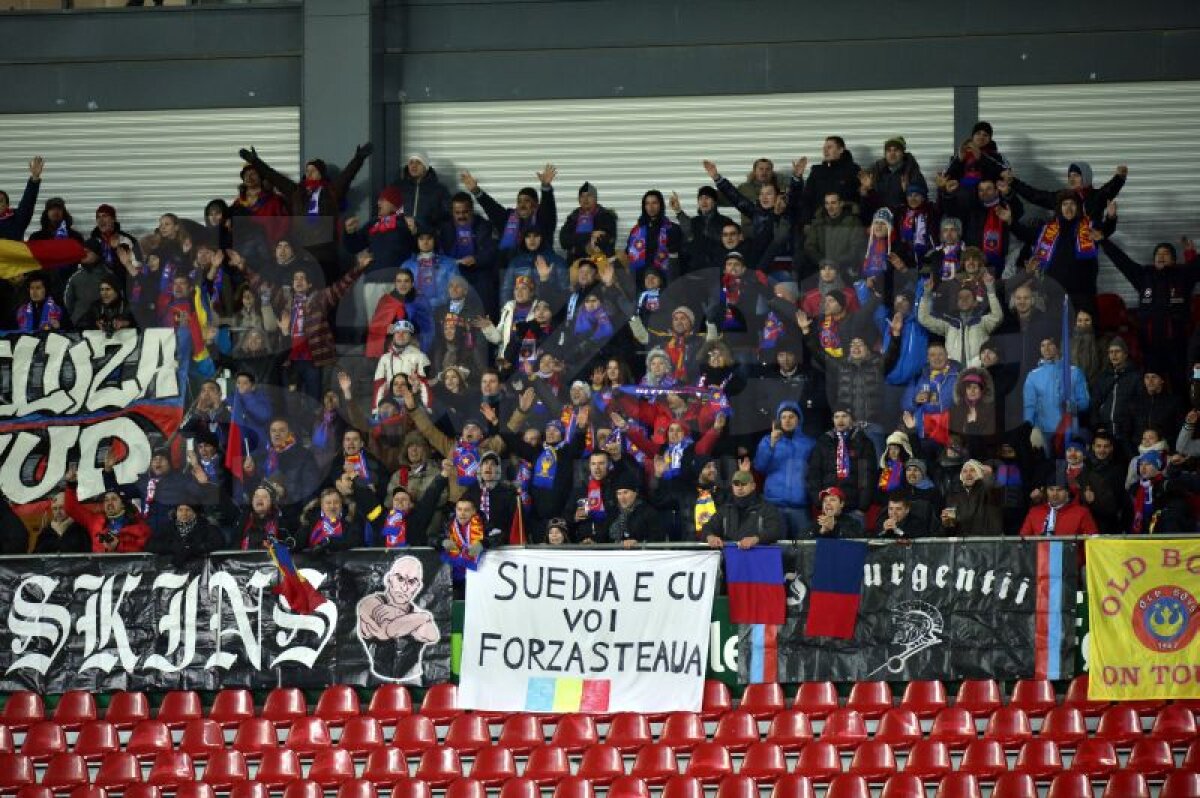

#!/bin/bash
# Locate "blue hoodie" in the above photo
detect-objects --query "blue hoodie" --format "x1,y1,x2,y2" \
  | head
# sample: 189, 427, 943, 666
754, 401, 816, 509
878, 280, 929, 386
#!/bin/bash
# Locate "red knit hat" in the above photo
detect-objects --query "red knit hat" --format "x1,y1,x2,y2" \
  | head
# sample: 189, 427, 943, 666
378, 186, 404, 210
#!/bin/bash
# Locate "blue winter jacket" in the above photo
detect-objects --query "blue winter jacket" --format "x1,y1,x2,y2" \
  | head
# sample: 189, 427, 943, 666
753, 401, 815, 509
1023, 359, 1091, 435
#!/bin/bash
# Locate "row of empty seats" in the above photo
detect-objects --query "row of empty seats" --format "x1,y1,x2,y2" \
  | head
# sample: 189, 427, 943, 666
4, 771, 1200, 798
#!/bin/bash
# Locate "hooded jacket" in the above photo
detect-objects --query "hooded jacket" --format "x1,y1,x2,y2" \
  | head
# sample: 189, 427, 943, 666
754, 401, 816, 509
918, 283, 1004, 367
1023, 358, 1090, 437
949, 367, 999, 457
807, 424, 876, 512
1092, 360, 1141, 444
1010, 162, 1125, 222
391, 164, 452, 229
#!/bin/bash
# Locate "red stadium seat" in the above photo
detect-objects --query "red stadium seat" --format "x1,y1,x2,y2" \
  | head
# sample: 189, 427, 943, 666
156, 691, 202, 729
1127, 738, 1176, 778
762, 709, 810, 753
606, 714, 652, 753
20, 721, 66, 762
992, 773, 1037, 798
846, 682, 892, 719
550, 715, 598, 754
103, 692, 149, 730
366, 685, 412, 725
1045, 772, 1092, 798
1014, 740, 1063, 781
629, 743, 677, 786
525, 745, 572, 786
202, 750, 249, 790
0, 754, 35, 792
310, 748, 357, 787
1151, 704, 1198, 745
769, 774, 816, 798
390, 778, 432, 798
684, 742, 731, 784
364, 747, 411, 784
446, 779, 485, 798
1008, 679, 1056, 717
229, 783, 268, 798
316, 685, 361, 726
255, 749, 303, 788
1068, 738, 1118, 779
498, 715, 545, 755
933, 773, 982, 798
0, 694, 43, 732
499, 779, 540, 798
19, 787, 54, 798
1102, 772, 1150, 798
880, 775, 924, 798
414, 748, 462, 788
740, 683, 785, 719
793, 682, 838, 719
262, 688, 307, 727
287, 717, 333, 756
955, 680, 1002, 717
1040, 706, 1087, 748
209, 689, 255, 729
824, 775, 869, 798
659, 713, 705, 753
93, 753, 141, 790
176, 781, 214, 798
577, 745, 623, 786
874, 708, 921, 751
983, 706, 1033, 750
1062, 675, 1108, 718
419, 684, 461, 725
127, 720, 173, 760
820, 709, 867, 749
179, 718, 225, 760
701, 681, 733, 721
929, 707, 976, 750
660, 776, 701, 798
394, 714, 438, 755
233, 718, 278, 760
51, 692, 96, 731
795, 740, 840, 783
470, 746, 519, 787
847, 740, 896, 783
715, 775, 756, 798
281, 781, 322, 798
40, 753, 87, 793
124, 787, 161, 798
550, 776, 593, 798
713, 710, 758, 752
339, 716, 385, 756
1095, 705, 1143, 747
444, 715, 491, 755
1094, 293, 1128, 333
740, 742, 786, 784
899, 681, 946, 719
904, 740, 951, 780
145, 751, 195, 789
1162, 770, 1200, 798
72, 721, 119, 762
337, 780, 376, 798
607, 776, 649, 798
0, 726, 11, 755
1187, 740, 1200, 770
959, 739, 1007, 782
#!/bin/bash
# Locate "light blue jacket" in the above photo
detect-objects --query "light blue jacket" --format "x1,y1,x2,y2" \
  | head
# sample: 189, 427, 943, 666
1023, 359, 1090, 434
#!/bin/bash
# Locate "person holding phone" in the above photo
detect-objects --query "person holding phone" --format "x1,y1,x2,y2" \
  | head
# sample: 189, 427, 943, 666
62, 465, 150, 553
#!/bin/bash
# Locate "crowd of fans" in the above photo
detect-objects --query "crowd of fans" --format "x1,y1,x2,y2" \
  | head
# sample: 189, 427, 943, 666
0, 122, 1197, 571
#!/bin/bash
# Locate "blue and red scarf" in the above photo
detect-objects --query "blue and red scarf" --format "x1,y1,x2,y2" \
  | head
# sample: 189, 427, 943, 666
981, 199, 1006, 267
453, 440, 481, 486
370, 213, 401, 237
451, 224, 475, 259
900, 208, 930, 262
309, 512, 344, 548
499, 211, 523, 251
532, 445, 560, 489
515, 460, 533, 509
575, 210, 595, 235
662, 440, 691, 481
862, 233, 889, 279
626, 221, 670, 273
16, 298, 62, 332
382, 509, 408, 548
1034, 217, 1097, 269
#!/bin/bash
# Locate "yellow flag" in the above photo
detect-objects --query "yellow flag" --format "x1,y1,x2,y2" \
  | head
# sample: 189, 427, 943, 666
1086, 538, 1200, 700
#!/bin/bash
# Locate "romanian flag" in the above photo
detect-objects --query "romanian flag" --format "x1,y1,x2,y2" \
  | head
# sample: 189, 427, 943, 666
525, 677, 610, 713
804, 538, 868, 639
267, 538, 327, 615
724, 545, 786, 624
1052, 294, 1078, 457
0, 239, 86, 280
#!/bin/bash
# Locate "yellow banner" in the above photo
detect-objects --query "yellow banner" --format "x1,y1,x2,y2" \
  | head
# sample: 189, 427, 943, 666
1086, 538, 1200, 700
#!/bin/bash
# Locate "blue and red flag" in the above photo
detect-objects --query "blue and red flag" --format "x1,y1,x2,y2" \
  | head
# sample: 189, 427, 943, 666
267, 538, 326, 615
724, 545, 786, 624
1052, 294, 1078, 457
804, 538, 868, 639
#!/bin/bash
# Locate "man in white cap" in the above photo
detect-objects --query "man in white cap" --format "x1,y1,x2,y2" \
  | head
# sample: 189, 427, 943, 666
373, 319, 431, 406
391, 151, 452, 230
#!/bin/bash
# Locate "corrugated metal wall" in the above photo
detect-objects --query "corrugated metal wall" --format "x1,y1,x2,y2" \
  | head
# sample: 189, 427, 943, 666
402, 89, 955, 241
0, 107, 300, 238
980, 81, 1200, 298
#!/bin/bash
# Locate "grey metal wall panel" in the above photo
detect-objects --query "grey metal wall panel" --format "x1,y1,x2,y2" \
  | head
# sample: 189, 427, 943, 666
401, 88, 954, 248
0, 107, 300, 237
980, 81, 1200, 299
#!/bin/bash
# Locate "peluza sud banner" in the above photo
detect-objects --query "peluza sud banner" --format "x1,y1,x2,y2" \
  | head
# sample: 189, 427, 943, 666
1086, 537, 1200, 700
459, 549, 721, 713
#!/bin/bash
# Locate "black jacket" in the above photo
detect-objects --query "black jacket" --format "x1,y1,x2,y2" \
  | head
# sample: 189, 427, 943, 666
502, 432, 588, 525
31, 521, 91, 554
607, 499, 661, 544
804, 512, 864, 539
701, 492, 782, 543
560, 206, 619, 261
807, 427, 877, 512
1010, 172, 1125, 223
147, 517, 225, 567
803, 150, 860, 220
1092, 364, 1142, 445
676, 208, 735, 275
944, 483, 1003, 536
463, 479, 523, 546
475, 186, 558, 255
0, 503, 29, 554
0, 179, 39, 241
391, 166, 452, 229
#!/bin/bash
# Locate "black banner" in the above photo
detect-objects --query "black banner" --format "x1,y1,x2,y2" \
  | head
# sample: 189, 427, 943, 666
738, 539, 1079, 683
0, 549, 452, 693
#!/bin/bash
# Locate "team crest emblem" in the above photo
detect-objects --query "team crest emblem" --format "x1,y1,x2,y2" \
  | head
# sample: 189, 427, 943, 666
1132, 586, 1199, 653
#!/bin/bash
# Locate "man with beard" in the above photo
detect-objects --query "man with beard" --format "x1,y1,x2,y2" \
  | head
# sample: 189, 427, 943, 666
357, 555, 441, 682
439, 192, 498, 316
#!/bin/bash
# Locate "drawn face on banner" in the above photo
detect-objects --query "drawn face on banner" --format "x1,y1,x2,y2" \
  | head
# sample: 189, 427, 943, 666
356, 555, 442, 684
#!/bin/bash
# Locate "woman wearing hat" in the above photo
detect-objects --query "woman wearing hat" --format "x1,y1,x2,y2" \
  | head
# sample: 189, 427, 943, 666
237, 478, 295, 551
949, 367, 998, 458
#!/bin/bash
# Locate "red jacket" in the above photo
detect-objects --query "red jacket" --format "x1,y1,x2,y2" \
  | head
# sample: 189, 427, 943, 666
64, 486, 150, 553
1019, 501, 1098, 537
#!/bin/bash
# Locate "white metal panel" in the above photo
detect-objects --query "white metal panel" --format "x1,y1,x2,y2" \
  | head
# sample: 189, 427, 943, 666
981, 81, 1200, 299
0, 107, 299, 238
403, 89, 954, 243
